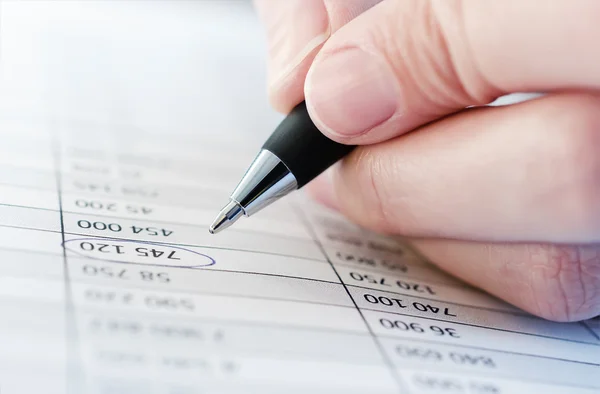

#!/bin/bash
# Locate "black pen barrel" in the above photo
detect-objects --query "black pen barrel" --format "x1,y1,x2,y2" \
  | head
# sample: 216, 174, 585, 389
262, 101, 355, 188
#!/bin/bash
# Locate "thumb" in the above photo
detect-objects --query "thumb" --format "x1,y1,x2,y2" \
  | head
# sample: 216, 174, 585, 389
253, 0, 383, 113
304, 0, 600, 144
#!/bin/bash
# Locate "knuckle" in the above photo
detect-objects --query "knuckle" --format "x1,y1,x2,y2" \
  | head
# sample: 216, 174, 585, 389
372, 0, 496, 112
525, 244, 600, 321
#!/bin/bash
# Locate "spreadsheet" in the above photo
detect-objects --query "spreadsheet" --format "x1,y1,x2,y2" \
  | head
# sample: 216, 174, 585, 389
0, 1, 597, 393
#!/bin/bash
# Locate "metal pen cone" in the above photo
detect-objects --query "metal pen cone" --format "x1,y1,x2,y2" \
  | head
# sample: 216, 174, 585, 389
209, 200, 244, 234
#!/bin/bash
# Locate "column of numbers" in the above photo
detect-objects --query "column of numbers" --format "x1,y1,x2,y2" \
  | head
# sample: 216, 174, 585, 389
59, 134, 400, 394
303, 204, 600, 393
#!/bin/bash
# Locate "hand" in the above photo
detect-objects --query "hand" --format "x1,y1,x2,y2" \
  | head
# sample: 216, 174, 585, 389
253, 0, 600, 322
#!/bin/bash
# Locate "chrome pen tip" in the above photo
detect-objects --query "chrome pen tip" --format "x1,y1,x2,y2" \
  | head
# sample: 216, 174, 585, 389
208, 200, 244, 235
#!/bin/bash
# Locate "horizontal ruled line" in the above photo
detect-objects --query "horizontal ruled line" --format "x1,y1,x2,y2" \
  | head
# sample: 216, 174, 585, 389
0, 216, 598, 352
61, 231, 329, 264
75, 301, 600, 373
400, 364, 600, 391
330, 261, 464, 288
70, 277, 354, 311
0, 218, 327, 263
0, 245, 596, 376
383, 336, 600, 367
0, 201, 484, 291
362, 307, 600, 347
346, 283, 525, 316
0, 223, 597, 347
0, 200, 315, 244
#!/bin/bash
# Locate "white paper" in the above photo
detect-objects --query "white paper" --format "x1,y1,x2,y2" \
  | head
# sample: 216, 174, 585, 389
0, 1, 597, 393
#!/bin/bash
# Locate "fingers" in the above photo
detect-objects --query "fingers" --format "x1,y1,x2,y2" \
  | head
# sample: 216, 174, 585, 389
306, 92, 600, 244
409, 238, 600, 322
253, 0, 329, 113
304, 0, 600, 144
253, 0, 382, 113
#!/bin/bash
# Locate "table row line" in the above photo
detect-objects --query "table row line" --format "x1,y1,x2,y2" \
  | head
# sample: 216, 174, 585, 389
0, 201, 450, 283
1, 304, 597, 391
0, 125, 260, 162
0, 178, 420, 266
0, 232, 519, 314
0, 181, 419, 260
1, 275, 598, 357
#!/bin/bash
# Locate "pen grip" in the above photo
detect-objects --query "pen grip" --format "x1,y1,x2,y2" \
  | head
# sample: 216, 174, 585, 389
262, 101, 355, 188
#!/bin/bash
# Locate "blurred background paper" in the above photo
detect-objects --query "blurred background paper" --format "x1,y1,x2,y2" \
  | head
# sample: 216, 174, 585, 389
0, 0, 281, 141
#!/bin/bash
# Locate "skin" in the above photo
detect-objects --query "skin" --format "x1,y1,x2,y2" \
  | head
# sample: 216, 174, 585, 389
253, 0, 600, 322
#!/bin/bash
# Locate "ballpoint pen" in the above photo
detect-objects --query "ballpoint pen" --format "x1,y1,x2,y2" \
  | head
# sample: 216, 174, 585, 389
209, 101, 355, 234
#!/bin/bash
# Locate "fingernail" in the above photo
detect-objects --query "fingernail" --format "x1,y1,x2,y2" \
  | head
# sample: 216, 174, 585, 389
270, 30, 330, 90
306, 47, 399, 138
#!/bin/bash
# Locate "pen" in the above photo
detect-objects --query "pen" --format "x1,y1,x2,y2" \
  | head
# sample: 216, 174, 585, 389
209, 101, 355, 234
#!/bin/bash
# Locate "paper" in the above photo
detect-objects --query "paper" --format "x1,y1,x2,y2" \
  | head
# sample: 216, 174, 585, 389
0, 1, 597, 394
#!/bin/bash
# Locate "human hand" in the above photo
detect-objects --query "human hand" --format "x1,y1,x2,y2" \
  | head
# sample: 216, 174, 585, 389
253, 0, 600, 322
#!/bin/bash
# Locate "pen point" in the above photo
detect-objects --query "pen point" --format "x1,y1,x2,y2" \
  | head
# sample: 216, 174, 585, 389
208, 200, 244, 235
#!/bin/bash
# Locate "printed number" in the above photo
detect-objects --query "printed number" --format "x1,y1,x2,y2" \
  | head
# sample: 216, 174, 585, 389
78, 220, 122, 232
336, 251, 408, 272
379, 318, 460, 338
77, 219, 173, 237
139, 271, 171, 283
395, 345, 496, 368
363, 293, 456, 316
135, 247, 180, 260
125, 205, 153, 215
72, 182, 158, 198
364, 294, 406, 308
131, 226, 173, 237
76, 199, 116, 211
350, 272, 436, 295
78, 242, 179, 260
82, 264, 170, 283
83, 264, 128, 279
80, 241, 124, 254
68, 239, 212, 268
75, 199, 152, 215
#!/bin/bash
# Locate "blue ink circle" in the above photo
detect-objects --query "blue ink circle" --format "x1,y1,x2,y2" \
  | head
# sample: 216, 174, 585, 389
62, 237, 216, 269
